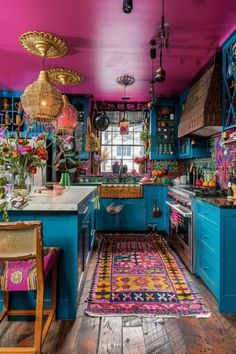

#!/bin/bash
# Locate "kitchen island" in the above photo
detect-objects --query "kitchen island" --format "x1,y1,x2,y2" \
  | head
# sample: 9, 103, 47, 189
0, 186, 97, 320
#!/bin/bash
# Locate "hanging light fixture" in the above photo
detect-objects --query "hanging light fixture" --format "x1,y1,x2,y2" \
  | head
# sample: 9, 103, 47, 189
47, 67, 84, 85
116, 74, 135, 135
21, 70, 63, 124
57, 95, 78, 133
123, 0, 133, 14
153, 0, 169, 82
148, 39, 156, 108
155, 46, 166, 82
19, 31, 68, 124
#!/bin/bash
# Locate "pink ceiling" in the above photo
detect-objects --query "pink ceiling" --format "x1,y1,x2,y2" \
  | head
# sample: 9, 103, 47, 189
0, 0, 235, 101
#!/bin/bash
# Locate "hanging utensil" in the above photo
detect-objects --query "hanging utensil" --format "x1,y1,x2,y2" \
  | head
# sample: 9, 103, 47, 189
152, 199, 162, 217
94, 110, 110, 131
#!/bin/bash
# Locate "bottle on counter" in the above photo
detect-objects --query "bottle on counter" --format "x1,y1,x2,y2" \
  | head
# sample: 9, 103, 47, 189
227, 181, 234, 199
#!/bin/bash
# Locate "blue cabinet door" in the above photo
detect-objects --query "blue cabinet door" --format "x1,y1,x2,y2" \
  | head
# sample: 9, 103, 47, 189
96, 198, 146, 231
149, 99, 179, 160
178, 137, 210, 159
119, 199, 146, 230
69, 96, 89, 159
96, 199, 120, 230
221, 30, 236, 130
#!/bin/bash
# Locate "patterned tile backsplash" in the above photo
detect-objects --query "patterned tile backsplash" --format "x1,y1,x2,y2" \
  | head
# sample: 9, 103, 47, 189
215, 133, 236, 188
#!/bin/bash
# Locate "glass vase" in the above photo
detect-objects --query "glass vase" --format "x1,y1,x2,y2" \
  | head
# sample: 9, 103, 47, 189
13, 169, 33, 197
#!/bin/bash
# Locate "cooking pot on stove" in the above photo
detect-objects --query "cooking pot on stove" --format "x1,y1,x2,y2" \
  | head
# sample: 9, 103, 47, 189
94, 111, 109, 131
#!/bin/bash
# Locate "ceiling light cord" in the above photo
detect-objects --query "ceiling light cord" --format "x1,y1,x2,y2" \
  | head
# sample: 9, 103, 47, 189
161, 0, 165, 31
160, 46, 163, 68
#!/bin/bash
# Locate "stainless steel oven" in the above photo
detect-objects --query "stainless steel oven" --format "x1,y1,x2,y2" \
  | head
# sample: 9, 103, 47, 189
166, 187, 194, 272
166, 200, 193, 272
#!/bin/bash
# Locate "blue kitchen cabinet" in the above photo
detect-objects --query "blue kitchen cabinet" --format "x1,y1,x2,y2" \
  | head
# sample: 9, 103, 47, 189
150, 99, 179, 160
178, 137, 210, 159
144, 185, 165, 231
96, 198, 146, 231
194, 198, 236, 313
119, 199, 146, 230
96, 199, 120, 230
221, 30, 236, 130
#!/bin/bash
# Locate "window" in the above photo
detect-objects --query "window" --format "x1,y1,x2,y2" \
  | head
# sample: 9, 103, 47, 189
100, 119, 144, 172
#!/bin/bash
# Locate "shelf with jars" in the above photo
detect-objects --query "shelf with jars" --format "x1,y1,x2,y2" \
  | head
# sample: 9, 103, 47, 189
222, 30, 236, 130
0, 93, 25, 133
149, 99, 179, 160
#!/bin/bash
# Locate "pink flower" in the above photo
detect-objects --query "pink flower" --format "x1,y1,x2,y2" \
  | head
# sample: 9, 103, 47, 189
18, 145, 27, 155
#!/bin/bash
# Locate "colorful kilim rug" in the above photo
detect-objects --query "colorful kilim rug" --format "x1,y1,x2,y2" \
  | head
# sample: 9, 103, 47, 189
86, 233, 210, 318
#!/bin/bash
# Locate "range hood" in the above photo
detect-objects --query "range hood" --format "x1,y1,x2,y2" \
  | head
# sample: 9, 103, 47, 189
178, 54, 221, 138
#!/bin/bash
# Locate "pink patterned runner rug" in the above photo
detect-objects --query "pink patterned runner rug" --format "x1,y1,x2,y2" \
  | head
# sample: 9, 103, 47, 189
86, 233, 210, 318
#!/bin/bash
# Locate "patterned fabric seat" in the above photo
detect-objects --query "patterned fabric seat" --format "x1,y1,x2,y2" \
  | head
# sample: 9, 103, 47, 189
0, 221, 60, 354
0, 247, 60, 291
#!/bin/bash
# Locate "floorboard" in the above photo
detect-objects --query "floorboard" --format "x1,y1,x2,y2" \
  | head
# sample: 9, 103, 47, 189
1, 242, 236, 354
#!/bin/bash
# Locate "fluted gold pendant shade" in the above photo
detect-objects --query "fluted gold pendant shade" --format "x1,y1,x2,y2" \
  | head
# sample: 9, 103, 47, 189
21, 71, 63, 124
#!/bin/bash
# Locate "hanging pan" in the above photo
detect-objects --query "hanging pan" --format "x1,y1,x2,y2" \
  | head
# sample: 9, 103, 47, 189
94, 111, 110, 131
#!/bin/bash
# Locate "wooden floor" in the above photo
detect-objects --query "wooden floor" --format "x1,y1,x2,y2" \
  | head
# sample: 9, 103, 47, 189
1, 242, 236, 354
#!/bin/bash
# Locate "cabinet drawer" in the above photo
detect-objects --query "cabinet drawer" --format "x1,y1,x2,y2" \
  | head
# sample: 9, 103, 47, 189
196, 218, 219, 259
196, 201, 219, 226
197, 245, 219, 299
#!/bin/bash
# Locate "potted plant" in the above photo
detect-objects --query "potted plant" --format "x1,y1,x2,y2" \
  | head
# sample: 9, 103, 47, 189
112, 161, 120, 174
140, 130, 151, 155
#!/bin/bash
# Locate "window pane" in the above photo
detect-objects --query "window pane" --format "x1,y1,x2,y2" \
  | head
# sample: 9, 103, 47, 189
113, 131, 123, 145
100, 117, 144, 173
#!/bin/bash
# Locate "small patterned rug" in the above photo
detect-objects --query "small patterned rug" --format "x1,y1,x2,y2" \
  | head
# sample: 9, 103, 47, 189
86, 233, 210, 318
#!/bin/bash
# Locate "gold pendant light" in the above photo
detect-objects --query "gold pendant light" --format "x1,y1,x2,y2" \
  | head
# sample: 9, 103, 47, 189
20, 31, 68, 124
19, 31, 68, 58
21, 71, 64, 124
47, 68, 84, 85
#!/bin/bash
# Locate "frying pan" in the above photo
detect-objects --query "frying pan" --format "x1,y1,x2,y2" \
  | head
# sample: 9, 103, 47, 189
94, 111, 109, 131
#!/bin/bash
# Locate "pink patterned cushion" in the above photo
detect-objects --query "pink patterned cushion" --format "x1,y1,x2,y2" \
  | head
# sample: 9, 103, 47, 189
0, 247, 60, 291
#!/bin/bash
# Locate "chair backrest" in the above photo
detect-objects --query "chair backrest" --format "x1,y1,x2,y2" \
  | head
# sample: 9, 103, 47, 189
0, 221, 42, 260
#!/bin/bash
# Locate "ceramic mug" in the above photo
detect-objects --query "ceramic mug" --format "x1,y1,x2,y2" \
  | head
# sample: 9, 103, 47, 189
3, 98, 10, 110
15, 101, 23, 113
53, 184, 64, 196
15, 114, 21, 125
4, 112, 10, 124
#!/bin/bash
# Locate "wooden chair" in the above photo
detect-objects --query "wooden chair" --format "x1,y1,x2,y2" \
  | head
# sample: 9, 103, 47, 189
0, 221, 60, 354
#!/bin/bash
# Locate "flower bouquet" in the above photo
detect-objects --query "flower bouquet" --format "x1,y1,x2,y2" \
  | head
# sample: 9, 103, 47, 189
0, 127, 49, 220
133, 156, 147, 174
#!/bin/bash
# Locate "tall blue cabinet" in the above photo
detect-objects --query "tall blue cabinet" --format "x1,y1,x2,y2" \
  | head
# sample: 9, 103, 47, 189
150, 98, 179, 160
194, 198, 236, 313
221, 30, 236, 130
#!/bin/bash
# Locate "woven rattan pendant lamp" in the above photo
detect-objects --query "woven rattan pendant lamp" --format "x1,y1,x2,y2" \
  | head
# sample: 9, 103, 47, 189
20, 31, 68, 124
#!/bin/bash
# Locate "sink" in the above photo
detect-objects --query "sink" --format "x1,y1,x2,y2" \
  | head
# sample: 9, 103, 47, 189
99, 184, 143, 198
